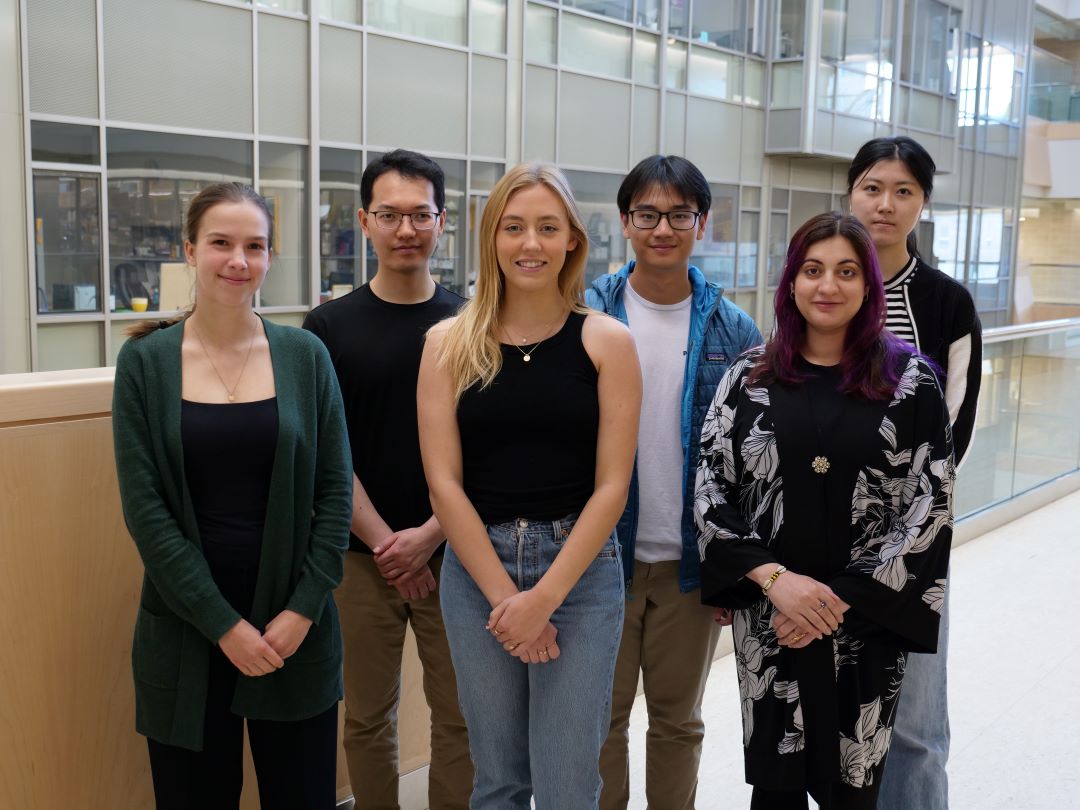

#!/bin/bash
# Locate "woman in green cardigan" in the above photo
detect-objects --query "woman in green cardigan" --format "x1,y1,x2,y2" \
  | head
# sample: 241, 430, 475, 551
112, 183, 353, 809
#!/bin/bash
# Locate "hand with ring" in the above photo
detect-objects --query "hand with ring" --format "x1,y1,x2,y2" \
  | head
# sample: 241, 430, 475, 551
753, 566, 848, 641
513, 622, 561, 664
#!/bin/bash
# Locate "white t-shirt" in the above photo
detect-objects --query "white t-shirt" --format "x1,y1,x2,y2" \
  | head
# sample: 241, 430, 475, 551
623, 280, 691, 563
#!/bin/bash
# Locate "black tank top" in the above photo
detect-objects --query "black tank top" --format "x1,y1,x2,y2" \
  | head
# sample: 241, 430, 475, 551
182, 398, 278, 615
457, 312, 599, 523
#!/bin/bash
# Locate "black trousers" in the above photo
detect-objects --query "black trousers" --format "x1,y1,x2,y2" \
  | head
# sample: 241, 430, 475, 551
146, 644, 338, 810
751, 781, 880, 810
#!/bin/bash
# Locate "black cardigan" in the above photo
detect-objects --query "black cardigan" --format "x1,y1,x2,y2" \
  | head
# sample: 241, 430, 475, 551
902, 258, 982, 465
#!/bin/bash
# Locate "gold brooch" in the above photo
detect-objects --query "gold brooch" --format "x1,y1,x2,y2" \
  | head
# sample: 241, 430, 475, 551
811, 456, 830, 475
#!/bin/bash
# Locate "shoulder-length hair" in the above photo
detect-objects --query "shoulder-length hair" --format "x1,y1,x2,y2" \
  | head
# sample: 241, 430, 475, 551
436, 162, 590, 402
748, 211, 908, 400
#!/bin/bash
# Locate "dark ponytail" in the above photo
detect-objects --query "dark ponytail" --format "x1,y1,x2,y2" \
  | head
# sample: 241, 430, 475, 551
847, 136, 935, 260
126, 183, 272, 339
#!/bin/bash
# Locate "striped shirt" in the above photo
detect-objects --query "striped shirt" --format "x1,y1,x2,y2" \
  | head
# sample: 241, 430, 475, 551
884, 255, 919, 346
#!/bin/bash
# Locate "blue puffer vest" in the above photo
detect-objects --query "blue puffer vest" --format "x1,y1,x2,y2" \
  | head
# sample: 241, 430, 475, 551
585, 262, 763, 592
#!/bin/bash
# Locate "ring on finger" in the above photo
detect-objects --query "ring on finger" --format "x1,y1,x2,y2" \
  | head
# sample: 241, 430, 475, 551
814, 600, 827, 612
789, 632, 804, 643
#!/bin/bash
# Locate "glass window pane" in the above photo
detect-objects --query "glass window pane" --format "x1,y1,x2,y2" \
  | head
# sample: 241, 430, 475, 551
561, 13, 631, 79
738, 211, 759, 287
31, 121, 99, 165
563, 0, 631, 22
470, 161, 505, 192
688, 48, 742, 101
903, 0, 948, 91
666, 39, 688, 90
770, 61, 803, 107
743, 57, 764, 105
790, 190, 830, 233
33, 173, 101, 314
106, 130, 253, 313
320, 0, 360, 24
526, 3, 557, 64
637, 0, 661, 30
768, 210, 788, 287
258, 143, 309, 307
562, 170, 628, 287
741, 186, 761, 208
909, 88, 942, 130
319, 148, 363, 304
668, 0, 689, 37
258, 0, 306, 11
692, 0, 744, 51
634, 31, 659, 84
692, 184, 738, 288
369, 0, 466, 46
777, 0, 806, 58
37, 322, 102, 371
834, 68, 878, 118
472, 0, 507, 52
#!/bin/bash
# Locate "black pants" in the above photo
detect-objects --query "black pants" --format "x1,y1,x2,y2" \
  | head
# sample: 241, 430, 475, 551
751, 781, 880, 810
147, 644, 338, 810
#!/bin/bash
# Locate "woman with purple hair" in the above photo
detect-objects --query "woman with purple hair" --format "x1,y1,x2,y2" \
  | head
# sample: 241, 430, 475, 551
694, 212, 955, 809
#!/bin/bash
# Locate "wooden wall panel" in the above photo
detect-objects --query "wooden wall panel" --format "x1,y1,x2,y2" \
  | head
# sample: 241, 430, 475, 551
0, 370, 434, 808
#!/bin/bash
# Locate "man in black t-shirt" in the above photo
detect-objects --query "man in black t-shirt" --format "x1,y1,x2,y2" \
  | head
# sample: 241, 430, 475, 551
304, 150, 470, 810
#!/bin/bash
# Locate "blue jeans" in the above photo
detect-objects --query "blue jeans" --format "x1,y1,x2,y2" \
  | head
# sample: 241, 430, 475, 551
878, 583, 951, 810
440, 513, 625, 810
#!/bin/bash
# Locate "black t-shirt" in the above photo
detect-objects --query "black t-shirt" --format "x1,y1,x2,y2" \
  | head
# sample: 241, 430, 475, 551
303, 283, 463, 553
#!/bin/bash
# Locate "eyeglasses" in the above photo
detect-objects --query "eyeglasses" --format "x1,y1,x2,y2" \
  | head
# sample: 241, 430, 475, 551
627, 209, 702, 230
371, 210, 441, 230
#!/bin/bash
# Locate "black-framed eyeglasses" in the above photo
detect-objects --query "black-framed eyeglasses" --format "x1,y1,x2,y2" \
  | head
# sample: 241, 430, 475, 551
627, 209, 702, 230
371, 210, 441, 230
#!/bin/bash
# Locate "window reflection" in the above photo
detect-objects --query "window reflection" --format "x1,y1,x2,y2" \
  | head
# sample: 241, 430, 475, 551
106, 129, 252, 313
33, 173, 102, 313
319, 148, 363, 304
562, 0, 631, 22
691, 184, 738, 288
563, 170, 627, 286
368, 0, 467, 46
258, 143, 309, 307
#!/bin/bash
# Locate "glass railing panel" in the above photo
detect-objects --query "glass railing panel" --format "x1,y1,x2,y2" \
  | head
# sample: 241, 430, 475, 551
1011, 328, 1080, 495
954, 339, 1022, 517
955, 319, 1080, 520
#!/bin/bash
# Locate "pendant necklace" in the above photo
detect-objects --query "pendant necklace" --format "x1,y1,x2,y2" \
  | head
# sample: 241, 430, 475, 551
802, 372, 832, 475
190, 314, 259, 402
504, 314, 564, 363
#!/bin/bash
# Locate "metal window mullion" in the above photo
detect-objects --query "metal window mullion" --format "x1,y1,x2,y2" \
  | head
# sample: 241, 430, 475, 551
19, 0, 38, 369
657, 0, 669, 151
361, 7, 369, 286
554, 7, 562, 164
253, 4, 262, 309
309, 1, 321, 311
96, 0, 111, 364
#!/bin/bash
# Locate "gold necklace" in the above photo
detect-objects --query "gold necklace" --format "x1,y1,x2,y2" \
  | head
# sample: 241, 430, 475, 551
504, 314, 565, 363
190, 314, 259, 402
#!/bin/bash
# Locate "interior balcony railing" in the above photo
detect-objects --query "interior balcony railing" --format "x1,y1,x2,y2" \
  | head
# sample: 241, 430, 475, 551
956, 317, 1080, 519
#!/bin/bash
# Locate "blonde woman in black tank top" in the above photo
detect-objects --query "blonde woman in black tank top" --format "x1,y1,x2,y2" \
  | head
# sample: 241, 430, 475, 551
418, 163, 642, 809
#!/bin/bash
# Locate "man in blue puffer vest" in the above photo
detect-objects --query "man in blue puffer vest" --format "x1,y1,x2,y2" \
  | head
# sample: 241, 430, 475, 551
588, 155, 762, 810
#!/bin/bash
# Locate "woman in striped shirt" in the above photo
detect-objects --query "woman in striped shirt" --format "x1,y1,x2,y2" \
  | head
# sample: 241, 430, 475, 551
847, 135, 981, 810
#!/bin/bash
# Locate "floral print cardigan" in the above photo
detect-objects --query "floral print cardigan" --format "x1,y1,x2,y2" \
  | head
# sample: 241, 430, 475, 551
694, 347, 955, 792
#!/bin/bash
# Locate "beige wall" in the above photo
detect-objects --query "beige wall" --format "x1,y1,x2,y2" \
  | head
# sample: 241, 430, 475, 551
0, 369, 432, 808
0, 0, 30, 373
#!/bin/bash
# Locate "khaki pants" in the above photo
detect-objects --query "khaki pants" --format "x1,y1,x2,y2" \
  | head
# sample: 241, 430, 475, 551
599, 560, 721, 810
336, 552, 472, 810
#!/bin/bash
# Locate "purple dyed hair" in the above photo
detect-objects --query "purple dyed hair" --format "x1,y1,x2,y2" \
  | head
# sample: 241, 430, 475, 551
749, 211, 910, 400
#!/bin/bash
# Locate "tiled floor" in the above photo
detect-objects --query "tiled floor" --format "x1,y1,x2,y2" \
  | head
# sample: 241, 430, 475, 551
625, 488, 1080, 810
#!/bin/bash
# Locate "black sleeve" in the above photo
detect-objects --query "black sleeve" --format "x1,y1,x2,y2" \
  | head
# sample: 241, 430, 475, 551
948, 295, 982, 466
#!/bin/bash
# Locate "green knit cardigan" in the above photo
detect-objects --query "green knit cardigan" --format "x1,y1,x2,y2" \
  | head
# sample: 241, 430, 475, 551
112, 317, 352, 751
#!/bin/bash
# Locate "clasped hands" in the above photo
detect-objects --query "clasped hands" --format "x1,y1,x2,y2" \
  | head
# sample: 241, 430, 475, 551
218, 609, 313, 677
765, 570, 849, 648
486, 590, 561, 665
373, 526, 440, 601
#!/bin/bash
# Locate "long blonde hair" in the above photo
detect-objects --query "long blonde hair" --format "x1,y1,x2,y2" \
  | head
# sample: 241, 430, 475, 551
437, 162, 591, 401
